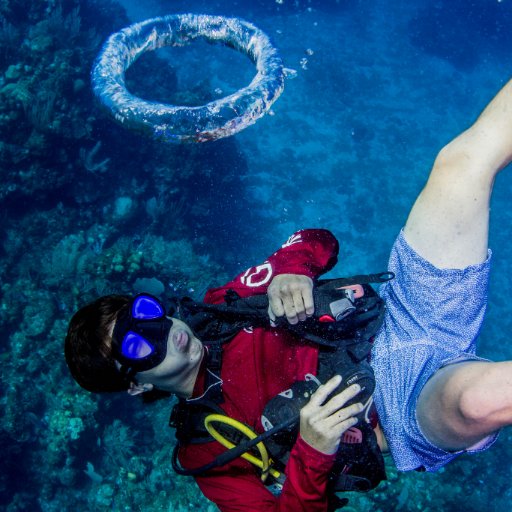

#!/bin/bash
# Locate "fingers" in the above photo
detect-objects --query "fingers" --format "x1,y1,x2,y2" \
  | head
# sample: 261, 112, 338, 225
302, 286, 315, 317
267, 305, 277, 327
299, 375, 363, 455
267, 274, 314, 324
306, 374, 343, 406
324, 403, 362, 429
306, 375, 360, 412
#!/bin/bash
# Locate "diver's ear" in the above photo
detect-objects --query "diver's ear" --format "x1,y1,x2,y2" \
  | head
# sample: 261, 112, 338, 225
127, 382, 154, 396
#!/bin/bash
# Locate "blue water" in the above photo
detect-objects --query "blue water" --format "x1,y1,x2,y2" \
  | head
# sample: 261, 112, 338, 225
1, 0, 511, 510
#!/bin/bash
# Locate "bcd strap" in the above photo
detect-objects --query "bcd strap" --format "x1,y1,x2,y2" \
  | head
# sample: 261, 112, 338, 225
177, 273, 392, 349
328, 420, 387, 493
170, 398, 225, 445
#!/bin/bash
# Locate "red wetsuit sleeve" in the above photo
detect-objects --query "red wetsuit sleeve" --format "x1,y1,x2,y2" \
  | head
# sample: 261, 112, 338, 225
204, 229, 339, 304
181, 435, 336, 512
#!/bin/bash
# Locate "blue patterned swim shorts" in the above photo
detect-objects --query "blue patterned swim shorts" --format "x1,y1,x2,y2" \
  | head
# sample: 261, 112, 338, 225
371, 230, 498, 471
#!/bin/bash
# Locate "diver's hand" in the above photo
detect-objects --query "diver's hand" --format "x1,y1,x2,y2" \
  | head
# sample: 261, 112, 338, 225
267, 273, 314, 325
299, 375, 363, 455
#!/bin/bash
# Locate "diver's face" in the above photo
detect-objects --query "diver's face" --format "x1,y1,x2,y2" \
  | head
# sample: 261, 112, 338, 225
135, 318, 204, 393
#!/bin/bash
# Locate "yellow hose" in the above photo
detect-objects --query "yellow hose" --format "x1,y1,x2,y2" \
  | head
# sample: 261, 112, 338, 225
204, 414, 281, 482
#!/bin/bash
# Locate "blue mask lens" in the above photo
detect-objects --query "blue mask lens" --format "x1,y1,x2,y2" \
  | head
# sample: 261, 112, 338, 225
112, 294, 173, 374
121, 331, 155, 359
132, 294, 165, 319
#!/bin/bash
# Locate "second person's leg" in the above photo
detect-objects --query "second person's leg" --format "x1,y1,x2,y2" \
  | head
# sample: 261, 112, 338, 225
410, 79, 512, 448
404, 78, 512, 268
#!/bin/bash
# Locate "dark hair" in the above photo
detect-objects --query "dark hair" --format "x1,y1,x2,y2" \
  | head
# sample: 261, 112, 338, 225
64, 295, 130, 392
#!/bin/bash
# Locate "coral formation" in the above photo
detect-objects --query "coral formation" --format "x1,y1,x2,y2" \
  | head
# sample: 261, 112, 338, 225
0, 1, 256, 510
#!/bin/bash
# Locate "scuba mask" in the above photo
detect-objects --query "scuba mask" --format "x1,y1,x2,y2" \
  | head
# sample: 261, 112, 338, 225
112, 293, 174, 377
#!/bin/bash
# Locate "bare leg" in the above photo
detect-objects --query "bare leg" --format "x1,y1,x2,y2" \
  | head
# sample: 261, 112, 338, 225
417, 361, 512, 450
411, 79, 512, 448
405, 78, 512, 268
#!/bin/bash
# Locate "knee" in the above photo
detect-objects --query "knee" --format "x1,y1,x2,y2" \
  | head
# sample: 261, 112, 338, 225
457, 362, 512, 428
433, 135, 475, 175
434, 127, 500, 179
425, 362, 491, 427
458, 384, 489, 425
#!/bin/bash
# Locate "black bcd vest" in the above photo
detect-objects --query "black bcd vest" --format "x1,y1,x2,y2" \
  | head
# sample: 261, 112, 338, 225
169, 274, 392, 509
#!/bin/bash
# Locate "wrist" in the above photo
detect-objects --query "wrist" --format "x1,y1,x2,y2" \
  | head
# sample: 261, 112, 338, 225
296, 434, 338, 462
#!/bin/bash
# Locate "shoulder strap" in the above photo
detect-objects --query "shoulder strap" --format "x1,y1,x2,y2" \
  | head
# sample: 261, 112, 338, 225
177, 272, 393, 348
283, 280, 388, 348
169, 397, 224, 445
177, 295, 267, 344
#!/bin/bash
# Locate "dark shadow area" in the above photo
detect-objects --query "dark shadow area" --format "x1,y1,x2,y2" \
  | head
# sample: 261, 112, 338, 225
409, 0, 512, 70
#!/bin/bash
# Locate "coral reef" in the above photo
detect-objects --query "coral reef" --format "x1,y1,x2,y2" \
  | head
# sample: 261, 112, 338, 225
0, 1, 258, 510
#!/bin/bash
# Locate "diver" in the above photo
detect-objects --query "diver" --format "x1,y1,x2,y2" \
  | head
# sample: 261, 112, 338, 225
65, 228, 386, 512
65, 77, 512, 510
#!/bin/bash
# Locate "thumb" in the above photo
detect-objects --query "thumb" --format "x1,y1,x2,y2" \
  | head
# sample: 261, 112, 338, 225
268, 305, 277, 327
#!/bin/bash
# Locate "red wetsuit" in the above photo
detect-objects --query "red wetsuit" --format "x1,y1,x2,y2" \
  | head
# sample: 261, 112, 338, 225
178, 229, 340, 512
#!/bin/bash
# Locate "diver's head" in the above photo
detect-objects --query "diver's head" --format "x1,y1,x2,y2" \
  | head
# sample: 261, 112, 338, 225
65, 294, 203, 396
64, 294, 131, 392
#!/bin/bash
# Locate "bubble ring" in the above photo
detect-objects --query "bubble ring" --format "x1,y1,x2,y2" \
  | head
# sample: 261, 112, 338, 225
91, 14, 285, 143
